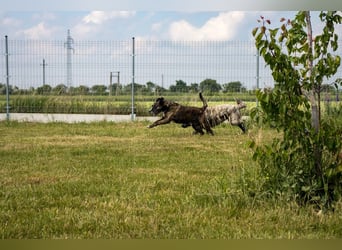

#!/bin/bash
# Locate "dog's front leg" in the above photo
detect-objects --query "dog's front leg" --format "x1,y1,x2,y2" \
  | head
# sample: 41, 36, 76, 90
148, 117, 172, 128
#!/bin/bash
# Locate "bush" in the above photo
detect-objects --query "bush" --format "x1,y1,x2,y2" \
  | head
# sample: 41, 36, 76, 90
251, 11, 342, 209
250, 99, 342, 208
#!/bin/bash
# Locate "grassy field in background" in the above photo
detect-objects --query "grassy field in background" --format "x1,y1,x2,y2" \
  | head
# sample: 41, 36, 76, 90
1, 93, 338, 116
0, 93, 258, 115
0, 121, 341, 239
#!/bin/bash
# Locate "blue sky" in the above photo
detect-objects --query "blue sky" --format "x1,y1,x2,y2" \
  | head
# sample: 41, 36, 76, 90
2, 0, 340, 41
1, 10, 301, 41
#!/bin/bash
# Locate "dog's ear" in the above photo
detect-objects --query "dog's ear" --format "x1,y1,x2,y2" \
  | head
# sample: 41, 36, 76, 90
235, 98, 241, 105
158, 97, 164, 104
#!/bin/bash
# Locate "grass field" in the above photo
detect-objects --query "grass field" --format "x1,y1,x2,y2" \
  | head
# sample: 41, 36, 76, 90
0, 93, 258, 115
0, 121, 341, 239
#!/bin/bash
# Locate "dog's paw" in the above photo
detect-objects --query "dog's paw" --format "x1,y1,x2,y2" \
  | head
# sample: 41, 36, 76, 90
181, 123, 191, 128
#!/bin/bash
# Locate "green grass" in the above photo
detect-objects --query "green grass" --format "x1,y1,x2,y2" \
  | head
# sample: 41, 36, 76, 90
0, 121, 341, 239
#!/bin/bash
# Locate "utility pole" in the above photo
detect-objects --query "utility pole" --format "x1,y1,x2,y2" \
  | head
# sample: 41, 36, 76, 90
160, 74, 164, 96
115, 71, 120, 96
110, 72, 113, 96
65, 29, 74, 89
109, 71, 120, 96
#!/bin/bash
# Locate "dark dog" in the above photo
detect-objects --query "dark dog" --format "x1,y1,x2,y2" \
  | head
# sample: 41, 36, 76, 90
148, 93, 214, 135
182, 99, 247, 133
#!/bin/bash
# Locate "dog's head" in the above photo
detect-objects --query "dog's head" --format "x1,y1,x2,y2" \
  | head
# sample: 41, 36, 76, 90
235, 99, 247, 109
149, 97, 167, 115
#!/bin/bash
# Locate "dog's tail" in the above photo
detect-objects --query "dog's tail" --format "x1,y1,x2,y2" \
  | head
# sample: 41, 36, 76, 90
199, 92, 208, 110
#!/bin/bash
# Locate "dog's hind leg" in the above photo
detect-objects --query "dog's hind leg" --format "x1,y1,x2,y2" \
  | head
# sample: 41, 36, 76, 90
205, 125, 214, 135
229, 108, 246, 133
201, 117, 214, 135
192, 124, 204, 135
238, 123, 246, 133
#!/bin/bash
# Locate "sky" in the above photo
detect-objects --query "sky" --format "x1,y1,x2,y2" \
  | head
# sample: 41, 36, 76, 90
1, 0, 340, 41
2, 10, 341, 44
1, 1, 341, 90
1, 10, 297, 41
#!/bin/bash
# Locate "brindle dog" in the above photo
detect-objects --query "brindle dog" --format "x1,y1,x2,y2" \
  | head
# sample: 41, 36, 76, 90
148, 92, 214, 135
182, 99, 247, 133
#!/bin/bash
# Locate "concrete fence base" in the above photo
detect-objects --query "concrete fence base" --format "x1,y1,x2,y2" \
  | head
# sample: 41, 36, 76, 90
0, 113, 158, 123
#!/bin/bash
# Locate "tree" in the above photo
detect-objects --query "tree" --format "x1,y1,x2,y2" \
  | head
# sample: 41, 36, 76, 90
108, 83, 122, 96
251, 11, 342, 208
77, 85, 90, 95
0, 83, 20, 95
199, 78, 221, 93
169, 80, 188, 92
53, 84, 68, 95
36, 84, 52, 95
189, 83, 199, 93
122, 83, 146, 95
70, 85, 90, 95
154, 85, 166, 96
146, 81, 155, 93
222, 81, 246, 93
91, 85, 107, 95
0, 83, 7, 94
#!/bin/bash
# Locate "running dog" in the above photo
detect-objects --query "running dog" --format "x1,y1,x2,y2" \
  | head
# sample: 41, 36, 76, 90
182, 99, 247, 133
148, 92, 214, 135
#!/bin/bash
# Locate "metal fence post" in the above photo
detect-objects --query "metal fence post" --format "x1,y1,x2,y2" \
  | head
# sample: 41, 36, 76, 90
41, 58, 47, 86
5, 35, 10, 121
131, 37, 135, 121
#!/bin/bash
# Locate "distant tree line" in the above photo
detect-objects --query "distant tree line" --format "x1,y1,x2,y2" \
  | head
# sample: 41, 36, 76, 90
0, 78, 339, 96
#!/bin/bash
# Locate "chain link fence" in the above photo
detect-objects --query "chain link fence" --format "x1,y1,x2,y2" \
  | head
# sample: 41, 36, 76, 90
1, 36, 341, 116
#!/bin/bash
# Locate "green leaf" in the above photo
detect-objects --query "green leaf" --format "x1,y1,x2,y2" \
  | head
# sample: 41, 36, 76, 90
252, 27, 259, 37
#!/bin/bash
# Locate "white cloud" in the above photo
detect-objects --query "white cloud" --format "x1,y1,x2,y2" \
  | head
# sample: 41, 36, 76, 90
169, 11, 245, 41
73, 22, 93, 39
2, 17, 21, 27
18, 22, 57, 39
73, 11, 136, 39
83, 11, 136, 24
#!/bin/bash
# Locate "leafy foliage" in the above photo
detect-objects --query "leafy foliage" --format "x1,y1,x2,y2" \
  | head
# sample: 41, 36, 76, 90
251, 11, 342, 208
199, 78, 222, 93
222, 81, 247, 93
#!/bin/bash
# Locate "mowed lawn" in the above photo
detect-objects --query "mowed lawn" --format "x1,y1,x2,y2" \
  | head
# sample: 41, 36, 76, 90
0, 121, 341, 239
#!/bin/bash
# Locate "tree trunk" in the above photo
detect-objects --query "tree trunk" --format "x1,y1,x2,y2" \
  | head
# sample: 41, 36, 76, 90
305, 11, 322, 178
